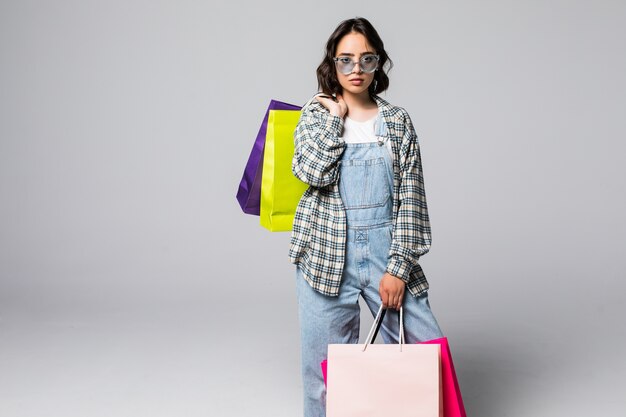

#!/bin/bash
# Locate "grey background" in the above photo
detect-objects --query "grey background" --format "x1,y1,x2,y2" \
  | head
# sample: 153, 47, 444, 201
1, 1, 625, 416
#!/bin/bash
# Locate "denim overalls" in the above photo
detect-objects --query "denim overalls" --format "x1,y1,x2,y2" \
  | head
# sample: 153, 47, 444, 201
295, 112, 444, 417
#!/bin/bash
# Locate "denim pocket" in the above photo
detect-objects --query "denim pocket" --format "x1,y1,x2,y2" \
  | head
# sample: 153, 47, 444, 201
338, 157, 391, 209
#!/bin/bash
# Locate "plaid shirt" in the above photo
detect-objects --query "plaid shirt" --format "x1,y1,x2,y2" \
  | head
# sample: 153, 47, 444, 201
289, 93, 431, 297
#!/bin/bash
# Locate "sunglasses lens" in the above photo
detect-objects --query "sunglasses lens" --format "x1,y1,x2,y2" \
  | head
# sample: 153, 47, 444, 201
360, 56, 378, 72
336, 60, 354, 74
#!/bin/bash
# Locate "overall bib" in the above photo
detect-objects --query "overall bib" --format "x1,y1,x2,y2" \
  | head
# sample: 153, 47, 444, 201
295, 125, 444, 417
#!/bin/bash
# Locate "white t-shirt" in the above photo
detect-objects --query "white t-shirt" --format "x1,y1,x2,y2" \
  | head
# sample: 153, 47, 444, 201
340, 112, 393, 160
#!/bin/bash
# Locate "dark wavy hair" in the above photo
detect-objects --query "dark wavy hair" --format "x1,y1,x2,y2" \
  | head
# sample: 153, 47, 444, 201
317, 17, 393, 98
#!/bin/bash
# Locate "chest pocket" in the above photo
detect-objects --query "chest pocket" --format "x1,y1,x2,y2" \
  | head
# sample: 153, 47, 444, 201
338, 157, 391, 210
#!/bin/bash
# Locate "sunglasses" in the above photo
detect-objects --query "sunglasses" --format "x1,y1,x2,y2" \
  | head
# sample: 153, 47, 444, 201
333, 54, 380, 75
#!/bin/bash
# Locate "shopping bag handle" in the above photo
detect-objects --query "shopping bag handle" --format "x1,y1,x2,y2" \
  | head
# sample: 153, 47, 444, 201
362, 304, 405, 352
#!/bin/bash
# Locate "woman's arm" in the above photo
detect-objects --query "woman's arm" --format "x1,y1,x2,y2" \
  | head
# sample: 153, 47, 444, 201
291, 101, 346, 188
386, 110, 432, 282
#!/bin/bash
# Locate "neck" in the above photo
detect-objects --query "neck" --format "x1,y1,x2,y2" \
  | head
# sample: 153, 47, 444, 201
341, 90, 375, 110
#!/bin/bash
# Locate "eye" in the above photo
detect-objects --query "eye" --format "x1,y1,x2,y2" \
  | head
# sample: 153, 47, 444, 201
362, 55, 376, 63
338, 57, 352, 64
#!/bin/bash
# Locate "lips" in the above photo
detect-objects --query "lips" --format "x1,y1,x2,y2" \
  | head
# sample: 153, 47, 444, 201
350, 79, 364, 85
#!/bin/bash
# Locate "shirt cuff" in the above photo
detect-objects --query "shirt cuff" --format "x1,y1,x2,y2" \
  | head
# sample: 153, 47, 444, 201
386, 255, 412, 283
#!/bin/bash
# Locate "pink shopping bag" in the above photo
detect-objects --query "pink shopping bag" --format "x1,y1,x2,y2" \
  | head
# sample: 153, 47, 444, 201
321, 315, 466, 417
325, 306, 442, 417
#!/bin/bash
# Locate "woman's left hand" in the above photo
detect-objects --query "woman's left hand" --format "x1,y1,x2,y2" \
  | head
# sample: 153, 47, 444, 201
379, 273, 405, 310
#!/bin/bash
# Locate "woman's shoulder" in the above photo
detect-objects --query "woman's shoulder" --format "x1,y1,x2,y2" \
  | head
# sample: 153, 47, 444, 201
373, 96, 418, 142
373, 95, 411, 121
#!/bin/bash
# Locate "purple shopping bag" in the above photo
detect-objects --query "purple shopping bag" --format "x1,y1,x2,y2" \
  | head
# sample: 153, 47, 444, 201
237, 99, 302, 215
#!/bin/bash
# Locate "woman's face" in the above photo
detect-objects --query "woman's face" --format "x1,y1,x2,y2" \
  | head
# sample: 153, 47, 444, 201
334, 31, 377, 97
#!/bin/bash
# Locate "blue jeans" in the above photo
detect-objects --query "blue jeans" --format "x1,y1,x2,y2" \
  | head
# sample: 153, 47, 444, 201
295, 142, 444, 417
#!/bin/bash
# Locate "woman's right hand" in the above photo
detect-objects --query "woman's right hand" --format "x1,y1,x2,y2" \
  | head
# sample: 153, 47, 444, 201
315, 93, 347, 118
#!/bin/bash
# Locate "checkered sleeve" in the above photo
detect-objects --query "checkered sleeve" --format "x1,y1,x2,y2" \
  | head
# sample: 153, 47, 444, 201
292, 103, 346, 188
386, 110, 432, 282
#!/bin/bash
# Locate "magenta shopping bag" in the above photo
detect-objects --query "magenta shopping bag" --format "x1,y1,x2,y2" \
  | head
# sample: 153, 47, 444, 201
419, 337, 467, 417
236, 99, 301, 215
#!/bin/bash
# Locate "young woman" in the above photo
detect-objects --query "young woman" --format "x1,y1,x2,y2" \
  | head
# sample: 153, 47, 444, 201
289, 17, 444, 416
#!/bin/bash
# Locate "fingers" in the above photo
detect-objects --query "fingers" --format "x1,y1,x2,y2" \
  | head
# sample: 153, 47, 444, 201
314, 92, 348, 119
396, 294, 404, 310
379, 275, 406, 310
315, 96, 345, 118
314, 95, 332, 109
389, 294, 402, 310
379, 289, 403, 310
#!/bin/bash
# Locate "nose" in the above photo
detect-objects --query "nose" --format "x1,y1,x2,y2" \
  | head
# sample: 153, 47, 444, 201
351, 62, 363, 74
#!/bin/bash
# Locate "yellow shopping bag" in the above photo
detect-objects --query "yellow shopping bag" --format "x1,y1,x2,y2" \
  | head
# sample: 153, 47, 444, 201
259, 109, 308, 232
